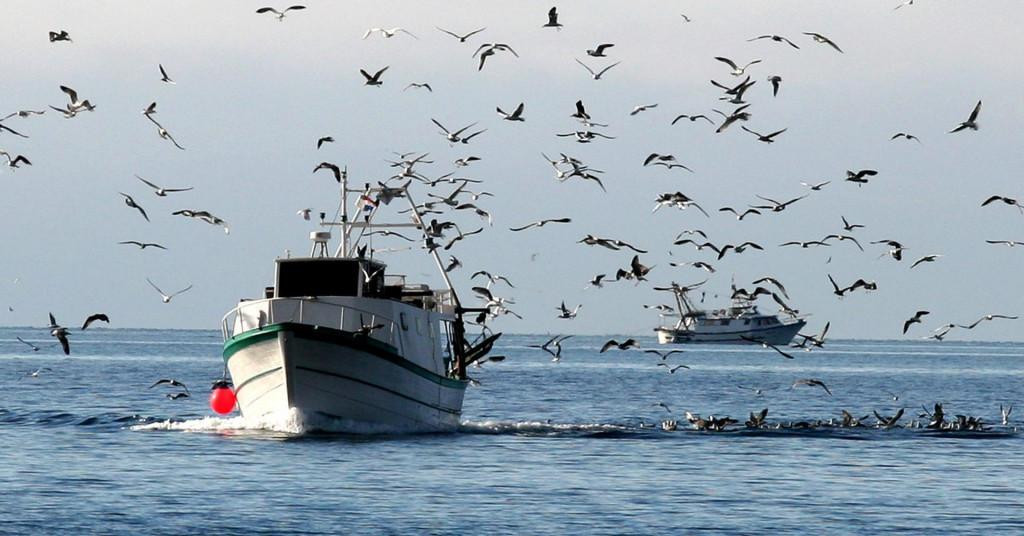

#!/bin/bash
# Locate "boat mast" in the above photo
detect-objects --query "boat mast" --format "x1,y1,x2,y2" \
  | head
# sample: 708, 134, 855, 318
340, 166, 349, 257
325, 175, 478, 379
401, 189, 478, 380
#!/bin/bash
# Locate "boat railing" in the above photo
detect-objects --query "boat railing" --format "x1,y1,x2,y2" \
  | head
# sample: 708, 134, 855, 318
433, 289, 457, 310
221, 298, 404, 354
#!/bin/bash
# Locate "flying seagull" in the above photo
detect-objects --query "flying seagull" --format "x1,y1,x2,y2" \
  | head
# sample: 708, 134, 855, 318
630, 103, 658, 116
792, 378, 833, 395
741, 336, 794, 359
119, 193, 149, 222
556, 301, 582, 319
543, 6, 562, 29
575, 59, 621, 80
587, 44, 614, 57
136, 174, 193, 196
145, 114, 185, 150
0, 122, 29, 139
436, 27, 486, 42
600, 338, 637, 353
801, 180, 831, 191
509, 218, 571, 231
474, 43, 518, 71
363, 27, 417, 39
431, 118, 479, 143
986, 240, 1024, 247
49, 30, 72, 42
146, 278, 193, 303
16, 336, 40, 352
0, 151, 31, 169
496, 103, 525, 121
59, 85, 95, 112
119, 241, 167, 250
316, 136, 334, 149
1, 110, 45, 121
949, 100, 982, 133
741, 125, 787, 143
748, 34, 799, 49
841, 215, 865, 232
256, 5, 306, 20
903, 310, 930, 334
714, 56, 762, 76
845, 169, 878, 186
360, 66, 389, 87
81, 313, 110, 330
644, 349, 685, 360
891, 132, 921, 143
158, 64, 175, 84
958, 314, 1018, 329
313, 162, 343, 182
528, 334, 572, 362
981, 195, 1023, 212
172, 210, 230, 233
803, 32, 843, 53
910, 254, 942, 269
671, 114, 714, 125
48, 313, 70, 355
149, 378, 191, 394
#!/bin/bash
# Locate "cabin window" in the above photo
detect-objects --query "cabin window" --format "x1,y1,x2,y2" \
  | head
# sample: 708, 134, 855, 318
275, 259, 386, 298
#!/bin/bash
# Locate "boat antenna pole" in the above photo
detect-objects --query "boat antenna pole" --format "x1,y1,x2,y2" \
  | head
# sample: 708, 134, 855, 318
403, 189, 477, 380
339, 166, 349, 257
402, 189, 460, 309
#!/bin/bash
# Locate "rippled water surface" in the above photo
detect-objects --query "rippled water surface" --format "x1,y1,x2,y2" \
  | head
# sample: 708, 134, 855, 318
1, 328, 1022, 535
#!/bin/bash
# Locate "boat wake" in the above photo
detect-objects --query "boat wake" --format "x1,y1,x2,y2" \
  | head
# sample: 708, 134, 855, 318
132, 408, 444, 436
2, 407, 1018, 439
459, 419, 642, 437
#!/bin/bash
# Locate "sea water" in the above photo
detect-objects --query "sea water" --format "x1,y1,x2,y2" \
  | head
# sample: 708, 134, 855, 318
1, 328, 1021, 534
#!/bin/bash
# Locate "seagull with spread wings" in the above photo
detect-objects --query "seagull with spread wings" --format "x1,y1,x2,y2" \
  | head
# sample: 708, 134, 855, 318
436, 27, 486, 42
575, 59, 621, 80
136, 174, 193, 196
256, 5, 306, 20
509, 218, 571, 232
949, 101, 982, 133
146, 278, 193, 303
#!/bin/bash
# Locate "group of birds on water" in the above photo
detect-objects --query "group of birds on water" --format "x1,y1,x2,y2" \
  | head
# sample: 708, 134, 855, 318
4, 5, 1021, 417
656, 402, 1015, 434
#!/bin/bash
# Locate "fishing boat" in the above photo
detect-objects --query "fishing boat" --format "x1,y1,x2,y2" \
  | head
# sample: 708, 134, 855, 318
219, 176, 499, 432
654, 283, 805, 345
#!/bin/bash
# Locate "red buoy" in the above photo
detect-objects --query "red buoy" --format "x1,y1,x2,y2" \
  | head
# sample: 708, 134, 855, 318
209, 380, 237, 415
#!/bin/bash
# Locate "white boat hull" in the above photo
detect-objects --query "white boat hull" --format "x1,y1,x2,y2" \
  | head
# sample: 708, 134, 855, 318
656, 319, 805, 345
224, 323, 467, 433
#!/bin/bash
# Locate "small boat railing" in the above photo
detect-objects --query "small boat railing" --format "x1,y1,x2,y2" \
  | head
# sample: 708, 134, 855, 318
221, 298, 403, 354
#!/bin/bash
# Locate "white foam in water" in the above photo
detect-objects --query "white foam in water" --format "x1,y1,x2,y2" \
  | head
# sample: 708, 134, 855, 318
132, 408, 307, 435
460, 419, 632, 435
132, 408, 442, 436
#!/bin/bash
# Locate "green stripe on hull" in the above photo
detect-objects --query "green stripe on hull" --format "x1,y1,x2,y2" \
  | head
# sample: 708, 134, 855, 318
223, 322, 467, 390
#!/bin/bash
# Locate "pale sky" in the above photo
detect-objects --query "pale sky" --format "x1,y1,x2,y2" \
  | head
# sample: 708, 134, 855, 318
2, 1, 1023, 340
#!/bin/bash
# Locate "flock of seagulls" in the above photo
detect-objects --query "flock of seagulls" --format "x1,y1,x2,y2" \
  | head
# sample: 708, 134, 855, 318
3, 5, 1020, 419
